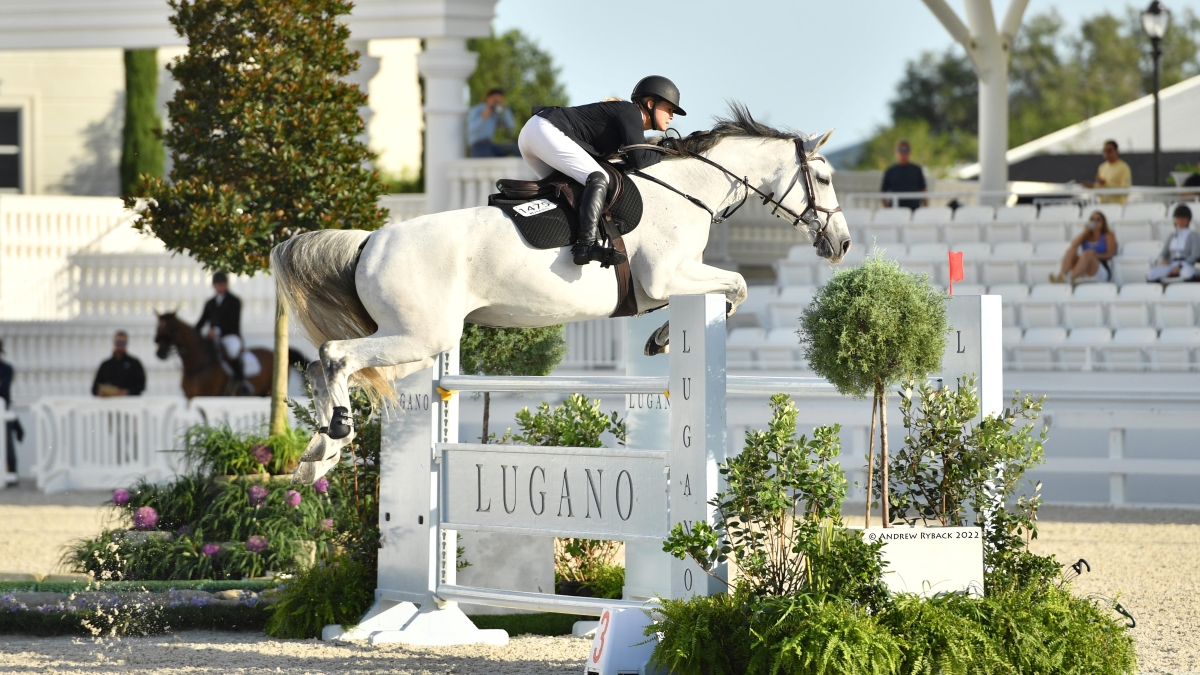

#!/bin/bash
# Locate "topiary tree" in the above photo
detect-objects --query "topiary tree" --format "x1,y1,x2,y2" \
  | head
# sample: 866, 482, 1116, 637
799, 252, 947, 527
119, 49, 165, 198
127, 0, 388, 433
458, 324, 567, 442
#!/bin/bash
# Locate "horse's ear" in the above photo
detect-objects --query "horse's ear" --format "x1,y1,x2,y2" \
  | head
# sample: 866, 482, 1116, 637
802, 129, 834, 159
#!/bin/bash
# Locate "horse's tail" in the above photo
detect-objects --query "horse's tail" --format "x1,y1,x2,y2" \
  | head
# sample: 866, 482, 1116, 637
271, 229, 394, 399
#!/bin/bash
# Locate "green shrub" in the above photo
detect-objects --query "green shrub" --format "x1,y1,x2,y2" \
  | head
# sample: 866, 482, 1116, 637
0, 603, 268, 638
264, 555, 374, 639
650, 591, 754, 675
750, 594, 902, 675
181, 424, 306, 476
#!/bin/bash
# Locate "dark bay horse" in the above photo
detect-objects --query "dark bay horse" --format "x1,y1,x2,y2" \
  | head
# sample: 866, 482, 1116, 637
154, 312, 306, 398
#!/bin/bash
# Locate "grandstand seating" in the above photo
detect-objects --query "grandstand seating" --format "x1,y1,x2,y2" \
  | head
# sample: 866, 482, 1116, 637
749, 199, 1200, 372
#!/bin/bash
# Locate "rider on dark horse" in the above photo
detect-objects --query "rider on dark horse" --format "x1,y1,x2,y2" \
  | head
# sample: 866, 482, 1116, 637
195, 272, 247, 394
518, 75, 684, 266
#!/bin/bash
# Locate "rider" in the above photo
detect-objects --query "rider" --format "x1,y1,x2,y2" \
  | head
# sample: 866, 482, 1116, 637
518, 75, 685, 266
194, 272, 246, 394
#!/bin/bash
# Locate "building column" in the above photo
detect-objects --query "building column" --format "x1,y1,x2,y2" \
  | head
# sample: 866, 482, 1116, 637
344, 40, 382, 151
417, 38, 477, 213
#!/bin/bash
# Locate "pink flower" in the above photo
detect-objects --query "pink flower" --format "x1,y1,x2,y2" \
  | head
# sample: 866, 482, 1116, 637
245, 535, 268, 553
251, 444, 273, 467
201, 543, 221, 557
112, 489, 131, 506
313, 477, 329, 494
247, 484, 268, 507
321, 518, 334, 531
132, 506, 158, 530
285, 490, 302, 508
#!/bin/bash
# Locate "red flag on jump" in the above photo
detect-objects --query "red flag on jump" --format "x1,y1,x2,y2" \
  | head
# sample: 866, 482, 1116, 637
948, 251, 964, 295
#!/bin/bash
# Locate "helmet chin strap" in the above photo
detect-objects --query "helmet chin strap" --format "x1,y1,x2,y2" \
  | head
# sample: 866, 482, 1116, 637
645, 99, 662, 132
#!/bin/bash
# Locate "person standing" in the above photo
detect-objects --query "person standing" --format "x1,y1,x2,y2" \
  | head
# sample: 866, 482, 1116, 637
92, 330, 147, 397
468, 88, 519, 158
194, 272, 246, 393
880, 139, 927, 210
1084, 140, 1132, 204
0, 340, 20, 487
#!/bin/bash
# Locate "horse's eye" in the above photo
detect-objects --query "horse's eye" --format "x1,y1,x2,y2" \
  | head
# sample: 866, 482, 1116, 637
815, 175, 831, 186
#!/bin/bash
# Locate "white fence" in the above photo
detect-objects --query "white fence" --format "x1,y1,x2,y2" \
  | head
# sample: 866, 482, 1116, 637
444, 158, 531, 211
33, 395, 297, 493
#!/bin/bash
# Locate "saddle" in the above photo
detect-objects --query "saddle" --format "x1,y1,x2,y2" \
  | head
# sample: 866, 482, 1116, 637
488, 162, 643, 318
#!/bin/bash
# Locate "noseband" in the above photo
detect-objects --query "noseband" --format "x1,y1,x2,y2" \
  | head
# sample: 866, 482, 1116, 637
624, 137, 843, 247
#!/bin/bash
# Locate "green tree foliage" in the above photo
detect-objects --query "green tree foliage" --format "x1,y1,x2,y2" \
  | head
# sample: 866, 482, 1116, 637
664, 395, 887, 603
860, 6, 1200, 172
119, 49, 165, 198
468, 29, 568, 142
131, 0, 388, 275
458, 324, 567, 442
799, 253, 947, 526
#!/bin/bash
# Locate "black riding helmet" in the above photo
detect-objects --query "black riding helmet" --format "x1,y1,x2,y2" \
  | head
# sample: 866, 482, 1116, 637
631, 76, 685, 131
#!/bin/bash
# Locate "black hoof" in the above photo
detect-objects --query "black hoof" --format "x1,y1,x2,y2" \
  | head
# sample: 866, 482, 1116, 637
325, 406, 353, 439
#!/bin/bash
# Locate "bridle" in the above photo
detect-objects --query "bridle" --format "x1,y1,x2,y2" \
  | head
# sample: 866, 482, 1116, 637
622, 136, 843, 247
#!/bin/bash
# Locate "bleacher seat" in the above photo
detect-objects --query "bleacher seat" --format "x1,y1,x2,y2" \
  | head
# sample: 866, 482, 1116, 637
1037, 203, 1081, 222
904, 207, 951, 245
951, 242, 990, 283
950, 283, 987, 296
842, 208, 873, 242
1156, 327, 1200, 371
735, 285, 777, 329
1013, 327, 1066, 370
989, 284, 1029, 327
1002, 326, 1023, 363
947, 205, 991, 243
1122, 240, 1162, 258
774, 259, 812, 286
1027, 242, 1064, 284
873, 208, 911, 225
1115, 240, 1160, 284
1105, 327, 1157, 371
988, 205, 1036, 243
1030, 204, 1078, 243
1061, 327, 1112, 370
1019, 283, 1071, 328
983, 242, 1032, 285
864, 224, 900, 244
1091, 203, 1124, 223
1156, 283, 1200, 328
1119, 202, 1167, 239
1108, 283, 1161, 328
904, 243, 949, 283
767, 285, 815, 330
954, 205, 994, 222
1063, 283, 1117, 329
759, 327, 802, 369
727, 327, 765, 369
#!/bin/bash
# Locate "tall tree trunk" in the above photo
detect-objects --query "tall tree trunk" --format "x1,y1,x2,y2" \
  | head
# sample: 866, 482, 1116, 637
481, 392, 490, 443
269, 294, 289, 436
880, 386, 890, 528
865, 388, 878, 528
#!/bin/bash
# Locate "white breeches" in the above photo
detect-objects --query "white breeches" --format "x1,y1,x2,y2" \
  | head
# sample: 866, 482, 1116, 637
1147, 262, 1198, 282
221, 334, 243, 359
518, 115, 605, 185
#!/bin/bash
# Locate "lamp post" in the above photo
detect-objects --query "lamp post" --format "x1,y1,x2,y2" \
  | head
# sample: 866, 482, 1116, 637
1142, 1, 1171, 187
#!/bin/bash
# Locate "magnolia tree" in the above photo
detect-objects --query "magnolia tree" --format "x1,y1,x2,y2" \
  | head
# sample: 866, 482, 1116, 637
128, 0, 387, 433
799, 252, 947, 527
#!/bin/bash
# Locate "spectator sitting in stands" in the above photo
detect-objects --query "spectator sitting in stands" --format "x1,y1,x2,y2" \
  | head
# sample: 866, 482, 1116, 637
880, 139, 927, 210
92, 330, 146, 397
1147, 205, 1200, 284
1083, 140, 1132, 204
1050, 210, 1117, 285
467, 88, 520, 158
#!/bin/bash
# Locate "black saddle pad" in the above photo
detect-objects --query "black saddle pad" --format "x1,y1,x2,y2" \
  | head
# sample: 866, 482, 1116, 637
488, 173, 643, 250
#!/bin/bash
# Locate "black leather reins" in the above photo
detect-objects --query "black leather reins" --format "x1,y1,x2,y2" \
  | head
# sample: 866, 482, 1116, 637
621, 137, 843, 246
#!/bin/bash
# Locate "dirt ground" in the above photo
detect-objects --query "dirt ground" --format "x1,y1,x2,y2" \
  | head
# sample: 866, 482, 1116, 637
0, 500, 1195, 673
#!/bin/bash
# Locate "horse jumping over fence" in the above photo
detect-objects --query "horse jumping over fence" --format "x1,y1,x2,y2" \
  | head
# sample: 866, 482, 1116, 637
154, 312, 306, 398
271, 107, 852, 485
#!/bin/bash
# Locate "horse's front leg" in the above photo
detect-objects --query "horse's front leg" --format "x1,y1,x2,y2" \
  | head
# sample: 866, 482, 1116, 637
640, 260, 748, 356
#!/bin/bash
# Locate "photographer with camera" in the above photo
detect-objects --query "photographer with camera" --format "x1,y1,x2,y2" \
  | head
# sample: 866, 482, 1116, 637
468, 88, 520, 158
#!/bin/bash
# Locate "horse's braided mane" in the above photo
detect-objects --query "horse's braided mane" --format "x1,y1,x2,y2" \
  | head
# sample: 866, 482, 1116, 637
654, 102, 802, 159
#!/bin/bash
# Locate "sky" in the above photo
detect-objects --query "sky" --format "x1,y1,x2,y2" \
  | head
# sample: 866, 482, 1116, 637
494, 0, 1199, 152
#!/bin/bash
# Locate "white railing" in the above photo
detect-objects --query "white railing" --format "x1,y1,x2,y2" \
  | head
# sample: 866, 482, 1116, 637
380, 193, 427, 222
562, 318, 624, 370
842, 185, 1200, 210
32, 395, 303, 493
444, 158, 531, 211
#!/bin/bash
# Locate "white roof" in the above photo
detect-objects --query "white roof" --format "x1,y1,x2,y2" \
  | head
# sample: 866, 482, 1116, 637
958, 73, 1200, 179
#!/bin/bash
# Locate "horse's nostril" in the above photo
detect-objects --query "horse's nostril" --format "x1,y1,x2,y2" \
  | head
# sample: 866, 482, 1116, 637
842, 239, 852, 255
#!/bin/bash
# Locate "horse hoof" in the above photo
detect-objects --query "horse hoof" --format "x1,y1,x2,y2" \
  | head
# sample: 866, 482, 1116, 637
299, 433, 326, 462
291, 462, 316, 485
326, 406, 353, 440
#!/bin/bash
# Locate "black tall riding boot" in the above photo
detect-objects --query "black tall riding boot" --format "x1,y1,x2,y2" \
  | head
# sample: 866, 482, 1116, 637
572, 171, 627, 266
230, 354, 248, 395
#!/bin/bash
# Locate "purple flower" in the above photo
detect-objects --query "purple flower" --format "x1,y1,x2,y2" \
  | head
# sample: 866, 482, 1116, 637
200, 542, 221, 557
313, 477, 329, 494
132, 506, 158, 530
321, 518, 334, 531
247, 484, 268, 507
112, 489, 131, 506
251, 444, 273, 467
284, 489, 302, 508
245, 535, 268, 553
